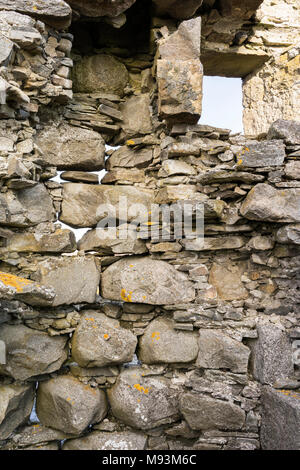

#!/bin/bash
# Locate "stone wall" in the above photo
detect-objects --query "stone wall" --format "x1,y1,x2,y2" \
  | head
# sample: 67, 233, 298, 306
0, 0, 299, 451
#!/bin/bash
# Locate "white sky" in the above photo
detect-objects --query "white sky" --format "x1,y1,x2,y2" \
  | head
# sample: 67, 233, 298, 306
199, 76, 243, 134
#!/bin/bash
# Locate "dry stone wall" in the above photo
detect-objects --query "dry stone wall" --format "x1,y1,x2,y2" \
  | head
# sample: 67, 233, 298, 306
0, 0, 299, 451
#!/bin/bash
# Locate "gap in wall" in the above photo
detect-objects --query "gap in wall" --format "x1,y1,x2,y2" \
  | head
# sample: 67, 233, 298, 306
199, 76, 244, 134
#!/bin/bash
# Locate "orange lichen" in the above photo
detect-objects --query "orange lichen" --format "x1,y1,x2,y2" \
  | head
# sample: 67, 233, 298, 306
237, 159, 243, 165
0, 272, 34, 293
126, 140, 135, 146
151, 332, 160, 342
103, 333, 110, 340
133, 384, 149, 394
121, 288, 132, 302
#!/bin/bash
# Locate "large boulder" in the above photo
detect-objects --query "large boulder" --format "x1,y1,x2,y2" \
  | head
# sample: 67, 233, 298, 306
71, 311, 137, 367
72, 55, 128, 96
240, 183, 300, 222
180, 393, 245, 431
0, 384, 35, 440
0, 0, 72, 29
36, 375, 108, 435
107, 368, 180, 430
0, 271, 55, 307
261, 386, 300, 450
196, 329, 250, 373
139, 317, 199, 364
101, 257, 195, 305
0, 324, 68, 380
249, 323, 294, 385
66, 0, 136, 17
63, 431, 147, 450
34, 257, 100, 306
152, 0, 203, 20
268, 120, 300, 145
60, 183, 154, 228
0, 184, 55, 228
35, 123, 105, 171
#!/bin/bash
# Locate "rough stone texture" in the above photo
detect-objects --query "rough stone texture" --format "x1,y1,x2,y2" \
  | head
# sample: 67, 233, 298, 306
268, 119, 300, 145
240, 183, 300, 222
285, 161, 300, 180
238, 140, 286, 167
249, 323, 294, 385
197, 329, 250, 373
71, 311, 137, 367
261, 386, 300, 450
63, 431, 147, 450
66, 0, 136, 18
35, 123, 105, 171
276, 224, 300, 244
34, 257, 100, 306
209, 261, 248, 301
107, 146, 153, 169
77, 227, 147, 255
107, 368, 180, 430
119, 94, 152, 139
36, 375, 108, 435
60, 183, 154, 228
101, 257, 195, 305
0, 184, 55, 228
0, 384, 35, 440
0, 0, 72, 29
0, 272, 55, 307
72, 55, 128, 96
180, 393, 246, 431
0, 324, 68, 380
4, 229, 76, 253
139, 317, 199, 364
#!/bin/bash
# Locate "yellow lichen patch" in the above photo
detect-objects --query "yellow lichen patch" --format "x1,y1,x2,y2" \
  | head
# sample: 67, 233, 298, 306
133, 384, 149, 394
245, 147, 250, 152
126, 140, 135, 146
151, 331, 160, 342
237, 159, 243, 166
33, 5, 38, 11
0, 272, 34, 293
121, 288, 132, 302
103, 333, 110, 341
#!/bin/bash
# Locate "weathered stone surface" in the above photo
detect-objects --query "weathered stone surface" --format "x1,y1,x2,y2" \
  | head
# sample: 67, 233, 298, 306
197, 329, 250, 373
0, 0, 72, 28
209, 261, 248, 301
158, 159, 196, 177
36, 375, 108, 435
4, 229, 76, 253
0, 184, 55, 228
78, 227, 147, 255
197, 170, 264, 184
7, 424, 72, 449
35, 257, 100, 306
0, 272, 55, 307
0, 384, 35, 440
246, 235, 274, 251
158, 18, 201, 61
152, 0, 203, 20
61, 171, 99, 184
139, 317, 199, 364
182, 236, 247, 252
157, 58, 203, 124
35, 123, 105, 171
101, 257, 195, 305
60, 183, 154, 228
63, 430, 147, 450
0, 324, 68, 380
66, 0, 136, 17
261, 386, 300, 450
180, 393, 245, 431
238, 140, 286, 167
240, 183, 300, 222
249, 324, 294, 385
107, 146, 153, 169
72, 55, 128, 96
71, 311, 137, 367
107, 368, 179, 430
0, 36, 14, 66
276, 224, 300, 244
268, 120, 300, 145
119, 94, 152, 139
285, 160, 300, 180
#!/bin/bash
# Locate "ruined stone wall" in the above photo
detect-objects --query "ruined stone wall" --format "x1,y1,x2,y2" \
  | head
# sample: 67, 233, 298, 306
0, 0, 299, 451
